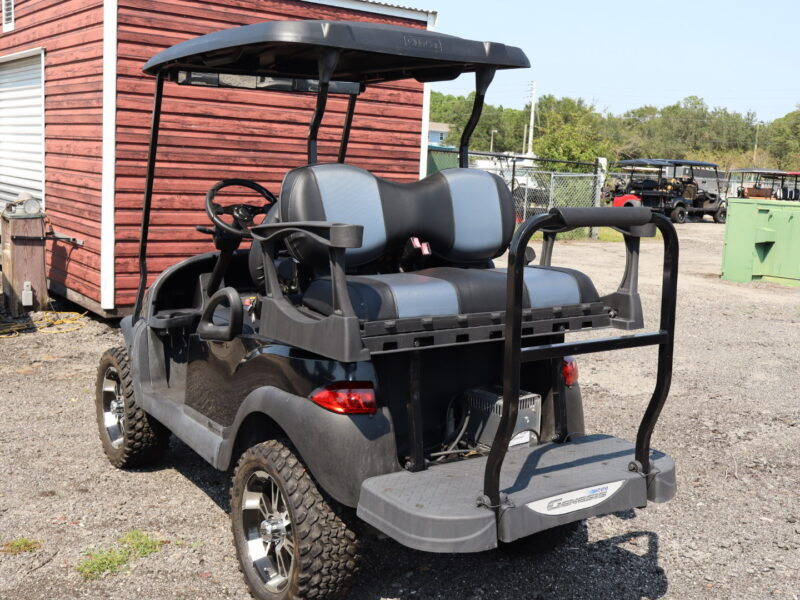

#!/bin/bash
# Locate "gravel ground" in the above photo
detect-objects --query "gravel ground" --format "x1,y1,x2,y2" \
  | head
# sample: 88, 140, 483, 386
0, 222, 798, 600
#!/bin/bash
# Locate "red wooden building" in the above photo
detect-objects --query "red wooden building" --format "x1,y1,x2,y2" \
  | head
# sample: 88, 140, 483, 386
0, 0, 435, 316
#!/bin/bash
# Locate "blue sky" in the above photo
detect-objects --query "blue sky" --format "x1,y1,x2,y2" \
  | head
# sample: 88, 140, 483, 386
400, 0, 799, 121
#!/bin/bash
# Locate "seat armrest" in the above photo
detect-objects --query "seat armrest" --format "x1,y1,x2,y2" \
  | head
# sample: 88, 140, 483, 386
252, 221, 361, 319
250, 221, 363, 249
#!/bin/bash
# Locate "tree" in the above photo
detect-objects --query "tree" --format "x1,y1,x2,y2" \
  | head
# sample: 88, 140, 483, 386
766, 109, 800, 169
430, 90, 799, 170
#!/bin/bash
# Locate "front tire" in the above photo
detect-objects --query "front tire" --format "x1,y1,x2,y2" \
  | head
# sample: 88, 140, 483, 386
94, 347, 169, 468
231, 440, 360, 600
713, 204, 727, 224
670, 206, 687, 224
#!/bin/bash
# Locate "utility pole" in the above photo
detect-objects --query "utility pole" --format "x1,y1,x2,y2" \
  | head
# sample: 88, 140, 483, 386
527, 81, 536, 157
753, 121, 761, 164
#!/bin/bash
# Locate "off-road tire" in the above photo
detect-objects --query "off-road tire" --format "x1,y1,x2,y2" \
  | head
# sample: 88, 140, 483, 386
713, 204, 727, 224
670, 206, 687, 224
94, 347, 169, 468
231, 440, 360, 600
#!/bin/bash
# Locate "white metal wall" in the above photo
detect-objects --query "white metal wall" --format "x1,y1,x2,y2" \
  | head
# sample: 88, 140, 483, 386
0, 53, 44, 209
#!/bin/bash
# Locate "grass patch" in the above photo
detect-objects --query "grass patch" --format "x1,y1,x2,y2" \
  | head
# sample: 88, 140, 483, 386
1, 537, 41, 554
76, 530, 165, 580
119, 530, 164, 558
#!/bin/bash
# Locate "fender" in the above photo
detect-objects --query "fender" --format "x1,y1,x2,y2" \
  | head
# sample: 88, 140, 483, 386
218, 386, 401, 507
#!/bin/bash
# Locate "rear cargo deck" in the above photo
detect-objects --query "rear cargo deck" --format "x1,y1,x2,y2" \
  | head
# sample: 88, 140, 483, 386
357, 434, 675, 553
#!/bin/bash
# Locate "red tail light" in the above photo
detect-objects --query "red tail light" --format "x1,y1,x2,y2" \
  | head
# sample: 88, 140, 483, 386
310, 382, 377, 414
562, 357, 579, 387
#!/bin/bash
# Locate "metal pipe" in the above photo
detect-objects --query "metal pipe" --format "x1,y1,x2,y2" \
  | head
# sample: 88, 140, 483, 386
483, 211, 561, 509
308, 81, 330, 165
634, 214, 679, 470
308, 49, 340, 165
483, 209, 679, 511
337, 94, 358, 163
133, 71, 165, 322
458, 68, 495, 168
405, 350, 425, 472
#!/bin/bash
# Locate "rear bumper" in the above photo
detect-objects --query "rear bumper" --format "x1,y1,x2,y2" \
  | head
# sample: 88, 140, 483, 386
357, 434, 675, 553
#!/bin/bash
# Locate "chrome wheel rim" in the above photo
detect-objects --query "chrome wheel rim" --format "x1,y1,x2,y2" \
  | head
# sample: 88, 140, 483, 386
101, 366, 125, 449
242, 470, 295, 594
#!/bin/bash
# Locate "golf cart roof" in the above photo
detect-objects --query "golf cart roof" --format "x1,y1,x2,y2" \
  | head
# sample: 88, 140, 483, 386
659, 159, 718, 168
143, 20, 530, 83
615, 159, 673, 168
728, 167, 786, 176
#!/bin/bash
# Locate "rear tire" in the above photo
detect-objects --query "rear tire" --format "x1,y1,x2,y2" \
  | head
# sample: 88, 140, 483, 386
231, 440, 360, 600
670, 206, 687, 224
713, 204, 727, 224
95, 347, 170, 468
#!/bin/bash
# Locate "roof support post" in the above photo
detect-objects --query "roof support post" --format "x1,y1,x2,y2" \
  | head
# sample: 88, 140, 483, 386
459, 67, 495, 168
133, 71, 165, 322
337, 93, 358, 163
308, 49, 340, 164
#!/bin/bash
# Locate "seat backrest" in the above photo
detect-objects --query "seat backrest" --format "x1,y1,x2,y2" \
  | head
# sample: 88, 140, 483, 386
279, 164, 514, 268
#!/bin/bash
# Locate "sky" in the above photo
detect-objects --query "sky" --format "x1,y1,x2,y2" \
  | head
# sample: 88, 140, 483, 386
398, 0, 799, 122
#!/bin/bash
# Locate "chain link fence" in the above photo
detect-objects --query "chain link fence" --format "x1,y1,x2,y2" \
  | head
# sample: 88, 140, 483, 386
428, 149, 604, 239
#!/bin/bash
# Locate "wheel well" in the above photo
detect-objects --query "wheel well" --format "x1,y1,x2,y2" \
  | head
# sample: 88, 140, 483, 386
230, 412, 287, 468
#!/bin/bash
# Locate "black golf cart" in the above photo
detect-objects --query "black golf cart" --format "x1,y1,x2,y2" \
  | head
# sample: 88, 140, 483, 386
611, 158, 726, 223
94, 20, 680, 600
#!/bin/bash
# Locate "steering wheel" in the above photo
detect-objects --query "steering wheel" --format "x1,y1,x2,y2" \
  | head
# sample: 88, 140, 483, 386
204, 179, 277, 237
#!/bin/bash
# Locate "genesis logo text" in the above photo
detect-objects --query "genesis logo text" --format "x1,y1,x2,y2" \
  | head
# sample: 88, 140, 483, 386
526, 480, 625, 516
403, 35, 442, 53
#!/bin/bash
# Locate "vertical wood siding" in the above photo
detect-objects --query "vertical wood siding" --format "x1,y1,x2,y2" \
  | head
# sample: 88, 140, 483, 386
114, 0, 426, 308
0, 0, 104, 304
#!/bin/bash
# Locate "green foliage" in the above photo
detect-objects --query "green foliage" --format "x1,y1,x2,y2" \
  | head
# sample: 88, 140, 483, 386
1, 537, 41, 554
533, 95, 613, 163
119, 529, 165, 558
76, 530, 165, 580
77, 548, 131, 579
430, 91, 795, 169
766, 109, 800, 168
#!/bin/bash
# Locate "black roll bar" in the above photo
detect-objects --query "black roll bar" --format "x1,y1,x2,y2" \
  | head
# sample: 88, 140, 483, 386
132, 71, 165, 323
483, 207, 679, 512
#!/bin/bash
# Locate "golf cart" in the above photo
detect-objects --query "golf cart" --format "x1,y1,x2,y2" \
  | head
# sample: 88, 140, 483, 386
727, 167, 800, 200
611, 158, 726, 223
94, 20, 680, 600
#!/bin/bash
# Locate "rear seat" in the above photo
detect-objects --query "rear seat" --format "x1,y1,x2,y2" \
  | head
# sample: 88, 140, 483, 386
276, 164, 600, 322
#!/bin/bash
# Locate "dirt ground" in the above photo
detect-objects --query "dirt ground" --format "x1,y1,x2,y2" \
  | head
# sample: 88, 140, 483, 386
0, 222, 798, 600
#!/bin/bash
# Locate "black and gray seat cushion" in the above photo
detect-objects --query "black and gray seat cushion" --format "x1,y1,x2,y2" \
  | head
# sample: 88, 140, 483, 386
303, 265, 599, 320
276, 163, 600, 322
279, 163, 514, 267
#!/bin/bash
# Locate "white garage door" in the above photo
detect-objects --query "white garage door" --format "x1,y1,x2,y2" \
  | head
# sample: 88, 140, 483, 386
0, 53, 43, 209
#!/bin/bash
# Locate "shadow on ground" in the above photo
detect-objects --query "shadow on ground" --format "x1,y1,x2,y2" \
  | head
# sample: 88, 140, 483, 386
161, 438, 668, 600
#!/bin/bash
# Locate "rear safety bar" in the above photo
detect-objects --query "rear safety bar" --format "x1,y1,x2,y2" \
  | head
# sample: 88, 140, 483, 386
483, 207, 679, 513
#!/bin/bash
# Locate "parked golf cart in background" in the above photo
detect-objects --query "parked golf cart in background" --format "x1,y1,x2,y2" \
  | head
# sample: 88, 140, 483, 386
94, 20, 681, 600
727, 167, 800, 201
609, 158, 727, 223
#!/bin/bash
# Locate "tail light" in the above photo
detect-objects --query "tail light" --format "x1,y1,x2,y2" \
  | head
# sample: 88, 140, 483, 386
562, 357, 579, 387
310, 382, 377, 414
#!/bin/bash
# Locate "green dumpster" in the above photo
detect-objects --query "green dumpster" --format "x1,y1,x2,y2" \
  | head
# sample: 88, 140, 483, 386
721, 198, 800, 287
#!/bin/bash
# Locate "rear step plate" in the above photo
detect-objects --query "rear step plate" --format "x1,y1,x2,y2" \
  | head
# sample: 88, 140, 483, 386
357, 434, 675, 553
